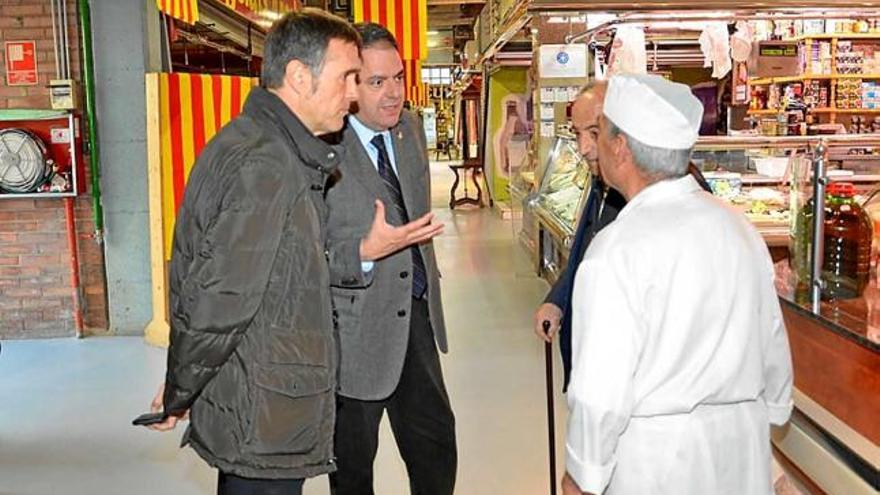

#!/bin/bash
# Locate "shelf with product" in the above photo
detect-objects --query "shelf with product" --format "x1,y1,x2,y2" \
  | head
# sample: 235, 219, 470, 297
785, 33, 880, 42
810, 107, 880, 113
748, 34, 880, 127
750, 74, 880, 86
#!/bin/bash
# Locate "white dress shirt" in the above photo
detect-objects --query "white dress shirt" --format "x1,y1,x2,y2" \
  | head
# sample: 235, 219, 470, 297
348, 114, 398, 174
566, 175, 793, 494
348, 115, 398, 273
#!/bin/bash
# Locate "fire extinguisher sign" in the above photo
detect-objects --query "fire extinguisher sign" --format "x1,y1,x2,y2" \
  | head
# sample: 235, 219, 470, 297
5, 41, 38, 86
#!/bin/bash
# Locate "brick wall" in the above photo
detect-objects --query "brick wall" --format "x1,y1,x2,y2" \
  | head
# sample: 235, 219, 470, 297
0, 0, 109, 338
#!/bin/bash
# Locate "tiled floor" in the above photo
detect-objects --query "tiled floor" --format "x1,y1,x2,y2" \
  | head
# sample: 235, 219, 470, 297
0, 161, 565, 494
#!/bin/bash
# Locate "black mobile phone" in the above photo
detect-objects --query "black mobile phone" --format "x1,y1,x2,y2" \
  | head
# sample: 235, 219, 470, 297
132, 411, 168, 426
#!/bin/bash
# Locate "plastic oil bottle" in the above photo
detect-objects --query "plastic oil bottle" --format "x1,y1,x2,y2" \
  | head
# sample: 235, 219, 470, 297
822, 182, 873, 300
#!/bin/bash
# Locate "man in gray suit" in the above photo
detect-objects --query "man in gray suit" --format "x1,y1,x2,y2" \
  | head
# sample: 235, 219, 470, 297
325, 22, 456, 495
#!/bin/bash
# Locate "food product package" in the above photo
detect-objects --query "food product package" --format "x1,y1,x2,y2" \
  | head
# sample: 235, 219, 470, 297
608, 25, 647, 76
699, 22, 732, 78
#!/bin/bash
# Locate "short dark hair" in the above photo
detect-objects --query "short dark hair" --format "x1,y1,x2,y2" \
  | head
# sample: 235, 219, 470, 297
262, 8, 361, 89
353, 22, 398, 51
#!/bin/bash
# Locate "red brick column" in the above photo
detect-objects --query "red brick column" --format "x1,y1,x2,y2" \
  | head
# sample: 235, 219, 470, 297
0, 0, 108, 338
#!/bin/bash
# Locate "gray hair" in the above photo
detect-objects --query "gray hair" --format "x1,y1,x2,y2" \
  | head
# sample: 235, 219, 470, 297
607, 120, 691, 181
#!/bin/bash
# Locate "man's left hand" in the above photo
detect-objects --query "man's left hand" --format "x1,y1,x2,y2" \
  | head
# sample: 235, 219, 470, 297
147, 382, 189, 432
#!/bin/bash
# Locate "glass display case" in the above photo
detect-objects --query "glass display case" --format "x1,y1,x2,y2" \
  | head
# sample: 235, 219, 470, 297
536, 135, 591, 232
692, 145, 797, 247
532, 134, 592, 282
693, 136, 880, 251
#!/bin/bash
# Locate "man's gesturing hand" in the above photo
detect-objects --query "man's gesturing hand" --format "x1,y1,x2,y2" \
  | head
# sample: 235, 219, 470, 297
360, 200, 444, 261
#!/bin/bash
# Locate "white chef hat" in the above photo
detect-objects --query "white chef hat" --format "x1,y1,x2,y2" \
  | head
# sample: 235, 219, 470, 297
604, 73, 704, 150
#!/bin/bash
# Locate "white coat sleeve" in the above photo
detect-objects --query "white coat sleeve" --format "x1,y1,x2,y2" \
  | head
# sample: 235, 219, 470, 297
760, 263, 793, 425
565, 254, 641, 494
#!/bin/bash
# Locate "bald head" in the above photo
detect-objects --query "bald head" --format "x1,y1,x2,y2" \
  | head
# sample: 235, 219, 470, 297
571, 81, 607, 175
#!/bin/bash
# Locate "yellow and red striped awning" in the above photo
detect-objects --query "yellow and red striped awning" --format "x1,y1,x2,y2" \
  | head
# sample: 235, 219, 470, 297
216, 0, 299, 24
403, 59, 425, 105
156, 0, 199, 25
157, 73, 258, 259
352, 0, 428, 61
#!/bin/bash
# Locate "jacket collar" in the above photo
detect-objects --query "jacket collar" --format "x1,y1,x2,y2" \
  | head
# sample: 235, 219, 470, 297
338, 113, 420, 217
241, 87, 342, 174
347, 114, 393, 157
340, 119, 389, 200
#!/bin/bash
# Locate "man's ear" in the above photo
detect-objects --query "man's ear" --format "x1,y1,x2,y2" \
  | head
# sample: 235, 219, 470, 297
285, 59, 313, 96
608, 134, 632, 175
614, 133, 630, 162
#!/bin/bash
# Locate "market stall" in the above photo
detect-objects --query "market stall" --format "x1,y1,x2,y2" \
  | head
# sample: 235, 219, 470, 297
471, 2, 880, 493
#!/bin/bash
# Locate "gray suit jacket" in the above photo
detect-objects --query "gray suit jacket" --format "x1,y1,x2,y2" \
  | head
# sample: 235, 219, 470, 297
326, 111, 447, 401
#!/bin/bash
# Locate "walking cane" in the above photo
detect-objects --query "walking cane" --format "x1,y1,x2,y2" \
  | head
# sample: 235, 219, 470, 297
543, 320, 557, 495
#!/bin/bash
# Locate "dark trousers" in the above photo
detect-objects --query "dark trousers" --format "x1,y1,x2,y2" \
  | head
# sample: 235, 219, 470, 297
330, 298, 457, 495
217, 472, 303, 495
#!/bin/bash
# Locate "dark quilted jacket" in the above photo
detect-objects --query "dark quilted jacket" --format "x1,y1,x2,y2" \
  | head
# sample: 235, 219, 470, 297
163, 87, 341, 479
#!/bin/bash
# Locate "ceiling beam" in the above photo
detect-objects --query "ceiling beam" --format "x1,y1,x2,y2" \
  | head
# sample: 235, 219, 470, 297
428, 15, 475, 23
428, 0, 484, 5
428, 14, 477, 28
427, 2, 483, 29
428, 12, 474, 19
429, 20, 476, 28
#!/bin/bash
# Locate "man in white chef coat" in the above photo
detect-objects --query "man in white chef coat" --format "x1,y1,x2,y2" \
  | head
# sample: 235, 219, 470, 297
562, 73, 794, 495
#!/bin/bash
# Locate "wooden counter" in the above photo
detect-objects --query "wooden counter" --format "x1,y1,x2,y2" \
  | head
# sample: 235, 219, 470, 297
780, 300, 879, 444
776, 294, 879, 492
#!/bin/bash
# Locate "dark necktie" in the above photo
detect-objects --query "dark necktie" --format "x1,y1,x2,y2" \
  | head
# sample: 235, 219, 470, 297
371, 134, 428, 299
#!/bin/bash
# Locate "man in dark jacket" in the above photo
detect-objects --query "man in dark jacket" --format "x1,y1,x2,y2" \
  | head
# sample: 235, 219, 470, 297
534, 83, 710, 391
534, 83, 625, 392
144, 10, 361, 495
